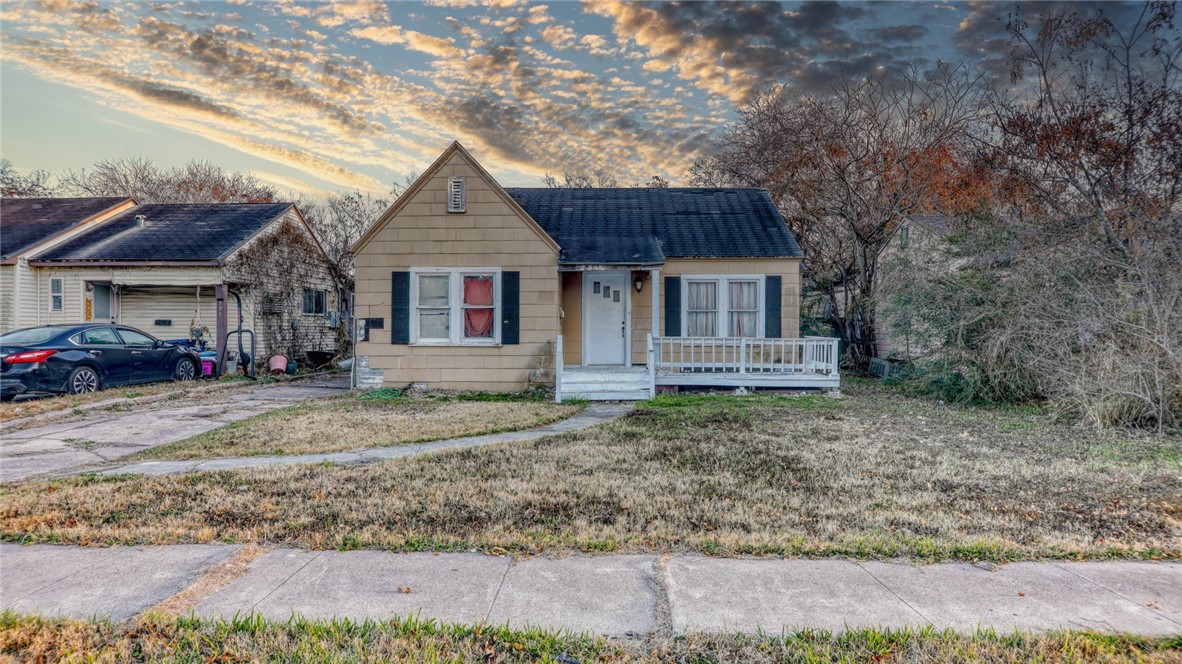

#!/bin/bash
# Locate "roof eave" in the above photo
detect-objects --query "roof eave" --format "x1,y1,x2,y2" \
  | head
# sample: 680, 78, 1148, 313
27, 259, 222, 267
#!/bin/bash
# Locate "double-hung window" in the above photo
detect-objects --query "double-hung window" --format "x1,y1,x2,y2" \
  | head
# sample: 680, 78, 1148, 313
683, 276, 764, 337
49, 278, 63, 312
412, 269, 499, 345
302, 288, 328, 316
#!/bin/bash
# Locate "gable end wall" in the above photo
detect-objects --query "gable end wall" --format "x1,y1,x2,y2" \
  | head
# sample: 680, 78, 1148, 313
353, 151, 560, 391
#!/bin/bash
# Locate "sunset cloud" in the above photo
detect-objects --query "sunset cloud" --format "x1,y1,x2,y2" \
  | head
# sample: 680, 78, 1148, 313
0, 0, 1110, 195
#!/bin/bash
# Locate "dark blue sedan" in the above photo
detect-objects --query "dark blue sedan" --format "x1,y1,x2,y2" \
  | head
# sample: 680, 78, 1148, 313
0, 324, 201, 401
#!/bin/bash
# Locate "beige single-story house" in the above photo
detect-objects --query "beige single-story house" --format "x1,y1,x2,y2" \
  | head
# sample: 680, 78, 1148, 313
0, 197, 339, 372
352, 142, 839, 400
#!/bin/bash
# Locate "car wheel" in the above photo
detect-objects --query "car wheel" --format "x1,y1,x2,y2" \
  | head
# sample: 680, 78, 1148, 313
174, 357, 197, 382
1, 394, 15, 402
67, 366, 101, 394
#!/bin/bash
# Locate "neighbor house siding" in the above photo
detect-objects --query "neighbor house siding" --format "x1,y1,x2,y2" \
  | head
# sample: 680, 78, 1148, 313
0, 266, 13, 332
354, 150, 560, 391
118, 286, 219, 341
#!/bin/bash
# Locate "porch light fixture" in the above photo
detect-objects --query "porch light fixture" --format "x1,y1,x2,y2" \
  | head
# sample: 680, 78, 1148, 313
634, 278, 643, 293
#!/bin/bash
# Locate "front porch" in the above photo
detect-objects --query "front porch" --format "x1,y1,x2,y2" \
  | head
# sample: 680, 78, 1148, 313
555, 335, 841, 402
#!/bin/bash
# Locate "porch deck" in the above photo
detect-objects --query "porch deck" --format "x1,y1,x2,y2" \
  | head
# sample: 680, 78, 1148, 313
555, 335, 841, 402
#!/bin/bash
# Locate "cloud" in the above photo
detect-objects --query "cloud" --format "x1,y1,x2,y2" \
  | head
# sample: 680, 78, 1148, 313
586, 0, 925, 101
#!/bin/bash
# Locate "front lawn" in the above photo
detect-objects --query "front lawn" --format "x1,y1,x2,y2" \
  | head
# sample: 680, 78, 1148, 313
4, 612, 1180, 663
130, 392, 583, 460
1, 385, 1179, 561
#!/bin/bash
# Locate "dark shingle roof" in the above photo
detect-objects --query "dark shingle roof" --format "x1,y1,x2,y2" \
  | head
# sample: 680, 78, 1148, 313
34, 203, 293, 263
504, 188, 802, 265
0, 197, 130, 261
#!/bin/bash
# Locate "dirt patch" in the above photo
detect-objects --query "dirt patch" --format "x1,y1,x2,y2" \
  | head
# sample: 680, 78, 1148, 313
147, 544, 266, 617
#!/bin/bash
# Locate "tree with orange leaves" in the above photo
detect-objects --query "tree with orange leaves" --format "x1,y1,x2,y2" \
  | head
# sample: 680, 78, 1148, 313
691, 64, 987, 367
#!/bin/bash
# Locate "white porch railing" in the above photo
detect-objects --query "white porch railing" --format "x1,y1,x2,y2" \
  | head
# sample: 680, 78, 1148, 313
648, 334, 840, 377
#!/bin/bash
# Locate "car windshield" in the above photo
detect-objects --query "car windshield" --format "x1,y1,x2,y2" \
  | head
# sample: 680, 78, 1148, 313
0, 328, 61, 346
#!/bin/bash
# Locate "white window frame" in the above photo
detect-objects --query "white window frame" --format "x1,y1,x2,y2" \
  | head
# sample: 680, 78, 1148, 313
301, 288, 328, 316
49, 278, 64, 312
680, 275, 766, 338
410, 267, 501, 346
446, 176, 467, 213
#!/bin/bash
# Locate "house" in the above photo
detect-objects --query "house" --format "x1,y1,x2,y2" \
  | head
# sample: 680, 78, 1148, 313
0, 197, 135, 333
351, 141, 840, 400
0, 198, 339, 372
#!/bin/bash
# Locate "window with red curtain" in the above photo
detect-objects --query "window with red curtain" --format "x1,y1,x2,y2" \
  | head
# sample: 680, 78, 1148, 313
463, 275, 495, 338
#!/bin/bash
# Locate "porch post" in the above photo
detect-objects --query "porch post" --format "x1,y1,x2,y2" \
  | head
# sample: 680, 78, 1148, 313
650, 268, 660, 339
215, 284, 228, 377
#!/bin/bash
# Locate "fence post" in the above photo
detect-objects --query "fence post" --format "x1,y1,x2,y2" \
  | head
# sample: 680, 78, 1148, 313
647, 333, 655, 398
555, 335, 563, 403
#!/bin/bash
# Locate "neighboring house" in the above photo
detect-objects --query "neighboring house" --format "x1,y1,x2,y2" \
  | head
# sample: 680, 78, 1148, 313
351, 141, 839, 400
0, 197, 135, 333
0, 198, 339, 368
875, 214, 958, 359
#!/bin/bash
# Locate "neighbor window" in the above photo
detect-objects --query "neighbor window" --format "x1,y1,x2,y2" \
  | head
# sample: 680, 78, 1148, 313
302, 288, 328, 315
49, 278, 63, 312
412, 269, 499, 344
683, 276, 763, 337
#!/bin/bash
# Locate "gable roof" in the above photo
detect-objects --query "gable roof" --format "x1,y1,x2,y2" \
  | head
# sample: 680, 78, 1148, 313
0, 197, 133, 262
352, 141, 560, 255
31, 202, 295, 265
504, 188, 802, 265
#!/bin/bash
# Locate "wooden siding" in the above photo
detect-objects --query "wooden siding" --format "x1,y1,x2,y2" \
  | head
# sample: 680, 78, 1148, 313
560, 272, 582, 365
0, 266, 13, 332
353, 148, 560, 391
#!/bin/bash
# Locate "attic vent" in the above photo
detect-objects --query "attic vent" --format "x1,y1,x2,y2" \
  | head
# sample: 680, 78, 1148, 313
134, 214, 147, 227
447, 176, 466, 213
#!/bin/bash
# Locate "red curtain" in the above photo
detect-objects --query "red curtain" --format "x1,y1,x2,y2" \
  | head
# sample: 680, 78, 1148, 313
464, 277, 494, 338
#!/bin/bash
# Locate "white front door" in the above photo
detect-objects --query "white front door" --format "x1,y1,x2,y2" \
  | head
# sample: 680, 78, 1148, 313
583, 272, 628, 365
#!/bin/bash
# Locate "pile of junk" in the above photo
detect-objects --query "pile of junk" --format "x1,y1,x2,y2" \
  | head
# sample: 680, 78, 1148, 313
164, 289, 336, 379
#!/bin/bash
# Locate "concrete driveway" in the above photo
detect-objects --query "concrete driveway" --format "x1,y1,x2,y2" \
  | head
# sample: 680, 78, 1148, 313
0, 375, 350, 483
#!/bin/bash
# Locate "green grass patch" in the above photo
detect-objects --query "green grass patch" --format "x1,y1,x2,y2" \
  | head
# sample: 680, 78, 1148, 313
3, 611, 1180, 663
358, 387, 403, 400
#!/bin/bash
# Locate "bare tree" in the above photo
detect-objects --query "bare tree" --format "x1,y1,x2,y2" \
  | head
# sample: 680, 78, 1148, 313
300, 191, 392, 291
541, 169, 620, 188
979, 1, 1182, 431
0, 160, 58, 198
691, 65, 986, 367
58, 157, 276, 204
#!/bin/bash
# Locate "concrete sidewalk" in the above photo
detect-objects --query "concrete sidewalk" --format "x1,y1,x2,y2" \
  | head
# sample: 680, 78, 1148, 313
0, 376, 350, 483
82, 404, 633, 478
2, 544, 1179, 637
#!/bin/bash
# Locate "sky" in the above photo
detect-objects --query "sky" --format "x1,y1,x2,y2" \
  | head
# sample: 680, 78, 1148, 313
0, 0, 1149, 198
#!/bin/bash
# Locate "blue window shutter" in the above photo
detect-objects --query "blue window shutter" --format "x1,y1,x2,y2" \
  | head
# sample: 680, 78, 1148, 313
765, 275, 782, 338
501, 271, 520, 345
664, 276, 681, 336
391, 271, 410, 344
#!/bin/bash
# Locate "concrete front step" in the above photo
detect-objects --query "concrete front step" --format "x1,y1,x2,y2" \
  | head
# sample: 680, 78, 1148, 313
560, 389, 652, 401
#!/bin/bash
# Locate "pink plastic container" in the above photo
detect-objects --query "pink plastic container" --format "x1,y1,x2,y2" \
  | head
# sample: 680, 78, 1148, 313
201, 359, 214, 376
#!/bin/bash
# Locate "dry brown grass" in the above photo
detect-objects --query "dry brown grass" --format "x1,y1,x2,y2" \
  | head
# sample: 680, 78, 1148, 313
131, 394, 583, 459
2, 611, 1180, 663
1, 385, 1179, 561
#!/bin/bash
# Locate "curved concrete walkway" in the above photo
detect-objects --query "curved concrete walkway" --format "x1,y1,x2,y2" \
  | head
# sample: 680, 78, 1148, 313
75, 403, 632, 478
